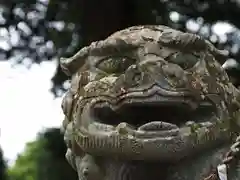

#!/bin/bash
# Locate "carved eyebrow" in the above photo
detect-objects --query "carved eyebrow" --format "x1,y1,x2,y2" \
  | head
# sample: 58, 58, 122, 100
89, 39, 138, 56
60, 39, 138, 76
60, 46, 90, 76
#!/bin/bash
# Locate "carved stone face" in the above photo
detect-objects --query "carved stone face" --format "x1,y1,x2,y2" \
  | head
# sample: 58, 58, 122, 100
61, 26, 239, 166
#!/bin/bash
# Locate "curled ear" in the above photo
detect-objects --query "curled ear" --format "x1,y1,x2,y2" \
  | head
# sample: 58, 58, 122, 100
158, 29, 228, 64
222, 59, 240, 87
204, 40, 229, 65
60, 46, 90, 76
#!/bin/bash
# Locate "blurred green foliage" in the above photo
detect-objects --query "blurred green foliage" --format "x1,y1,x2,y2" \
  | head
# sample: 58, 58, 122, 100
0, 148, 8, 180
8, 128, 78, 180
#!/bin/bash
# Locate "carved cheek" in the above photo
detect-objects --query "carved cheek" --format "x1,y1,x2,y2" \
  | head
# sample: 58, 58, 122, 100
62, 92, 73, 118
70, 73, 81, 94
62, 116, 69, 131
64, 122, 74, 146
65, 149, 77, 170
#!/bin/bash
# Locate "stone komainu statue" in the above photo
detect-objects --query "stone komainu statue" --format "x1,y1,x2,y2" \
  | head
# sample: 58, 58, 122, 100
60, 25, 240, 180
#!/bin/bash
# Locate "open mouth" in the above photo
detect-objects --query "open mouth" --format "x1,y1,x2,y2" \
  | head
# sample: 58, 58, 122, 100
92, 95, 217, 138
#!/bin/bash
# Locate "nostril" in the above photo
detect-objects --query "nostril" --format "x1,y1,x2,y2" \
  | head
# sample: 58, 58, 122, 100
162, 63, 184, 78
162, 63, 187, 88
124, 65, 142, 86
133, 73, 142, 82
83, 168, 89, 176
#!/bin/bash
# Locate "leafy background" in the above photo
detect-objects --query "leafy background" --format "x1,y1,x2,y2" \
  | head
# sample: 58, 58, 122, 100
1, 0, 240, 179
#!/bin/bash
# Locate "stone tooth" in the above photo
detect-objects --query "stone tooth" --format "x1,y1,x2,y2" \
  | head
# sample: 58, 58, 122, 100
179, 126, 191, 135
185, 121, 196, 126
138, 121, 178, 131
90, 136, 95, 148
116, 122, 130, 135
185, 121, 200, 133
94, 136, 99, 148
199, 122, 213, 128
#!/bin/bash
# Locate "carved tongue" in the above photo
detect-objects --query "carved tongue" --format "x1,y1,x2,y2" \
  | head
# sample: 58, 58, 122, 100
138, 121, 178, 131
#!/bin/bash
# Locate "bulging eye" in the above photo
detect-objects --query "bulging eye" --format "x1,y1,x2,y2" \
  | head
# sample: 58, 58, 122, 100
97, 56, 135, 74
168, 52, 199, 70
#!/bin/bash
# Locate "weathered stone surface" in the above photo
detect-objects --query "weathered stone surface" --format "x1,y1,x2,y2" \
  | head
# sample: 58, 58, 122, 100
60, 25, 240, 180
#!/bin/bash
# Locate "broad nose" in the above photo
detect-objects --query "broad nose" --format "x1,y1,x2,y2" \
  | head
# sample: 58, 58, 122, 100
139, 59, 187, 89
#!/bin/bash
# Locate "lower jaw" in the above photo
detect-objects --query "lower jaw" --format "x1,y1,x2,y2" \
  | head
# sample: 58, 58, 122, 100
75, 120, 231, 162
100, 146, 229, 180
